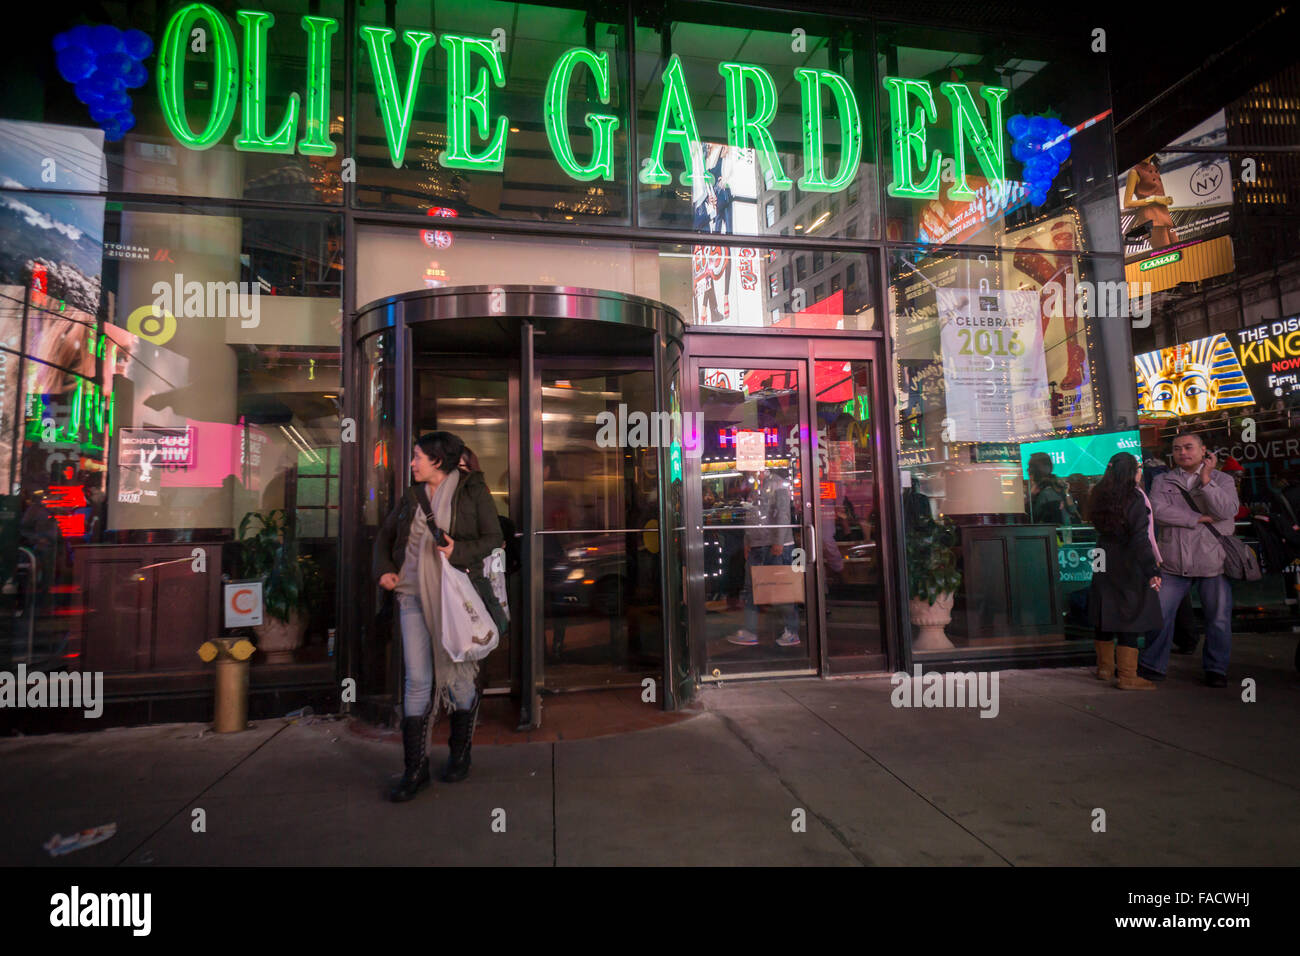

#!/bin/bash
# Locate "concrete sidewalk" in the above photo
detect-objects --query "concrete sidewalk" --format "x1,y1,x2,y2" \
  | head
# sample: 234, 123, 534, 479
3, 632, 1297, 866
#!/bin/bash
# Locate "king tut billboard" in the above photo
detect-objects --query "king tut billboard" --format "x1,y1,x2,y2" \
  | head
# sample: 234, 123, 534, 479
1135, 335, 1254, 417
1136, 316, 1300, 418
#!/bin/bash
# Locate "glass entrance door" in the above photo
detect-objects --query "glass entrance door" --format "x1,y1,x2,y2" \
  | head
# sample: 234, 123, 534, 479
687, 339, 889, 679
410, 363, 518, 694
538, 360, 664, 691
410, 349, 667, 721
811, 347, 888, 671
690, 359, 817, 676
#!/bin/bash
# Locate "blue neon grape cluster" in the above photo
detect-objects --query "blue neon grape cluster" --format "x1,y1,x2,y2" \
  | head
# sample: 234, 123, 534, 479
54, 24, 153, 142
1007, 114, 1071, 207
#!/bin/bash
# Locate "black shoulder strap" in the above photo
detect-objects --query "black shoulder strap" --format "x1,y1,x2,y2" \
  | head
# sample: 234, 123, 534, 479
413, 484, 438, 531
1176, 485, 1227, 541
1277, 489, 1299, 525
1175, 484, 1201, 514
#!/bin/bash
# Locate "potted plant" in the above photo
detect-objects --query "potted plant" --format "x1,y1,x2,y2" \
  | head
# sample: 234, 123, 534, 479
236, 509, 317, 663
906, 515, 963, 650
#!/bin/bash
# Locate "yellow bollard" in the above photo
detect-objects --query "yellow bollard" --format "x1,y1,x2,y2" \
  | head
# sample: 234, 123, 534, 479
198, 638, 256, 733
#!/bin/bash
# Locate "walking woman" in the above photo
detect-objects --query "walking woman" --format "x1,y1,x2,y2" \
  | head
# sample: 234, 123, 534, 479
1087, 452, 1163, 690
374, 431, 503, 801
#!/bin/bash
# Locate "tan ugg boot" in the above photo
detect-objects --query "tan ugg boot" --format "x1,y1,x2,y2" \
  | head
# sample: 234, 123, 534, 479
1115, 645, 1156, 690
1093, 639, 1115, 681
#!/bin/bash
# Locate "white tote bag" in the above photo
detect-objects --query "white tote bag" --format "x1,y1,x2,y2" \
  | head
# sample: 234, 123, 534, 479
440, 554, 499, 662
483, 547, 510, 623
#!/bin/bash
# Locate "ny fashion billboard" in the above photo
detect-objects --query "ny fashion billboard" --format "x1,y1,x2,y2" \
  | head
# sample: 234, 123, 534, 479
1118, 111, 1232, 266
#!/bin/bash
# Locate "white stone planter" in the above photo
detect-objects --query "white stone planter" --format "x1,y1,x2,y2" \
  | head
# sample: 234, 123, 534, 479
909, 593, 955, 650
254, 609, 307, 664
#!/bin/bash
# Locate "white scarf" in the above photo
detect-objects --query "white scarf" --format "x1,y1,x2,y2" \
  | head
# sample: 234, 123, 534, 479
414, 470, 477, 717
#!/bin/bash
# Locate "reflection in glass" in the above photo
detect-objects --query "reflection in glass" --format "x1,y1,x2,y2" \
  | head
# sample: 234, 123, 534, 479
541, 370, 661, 689
890, 245, 1141, 655
634, 17, 879, 240
355, 0, 628, 223
815, 360, 884, 665
877, 24, 1118, 252
698, 365, 810, 669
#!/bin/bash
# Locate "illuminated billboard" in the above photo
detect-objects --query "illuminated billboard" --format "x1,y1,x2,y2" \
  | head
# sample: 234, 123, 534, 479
1135, 334, 1255, 417
1118, 111, 1232, 264
1020, 430, 1142, 479
1228, 315, 1300, 405
690, 144, 765, 325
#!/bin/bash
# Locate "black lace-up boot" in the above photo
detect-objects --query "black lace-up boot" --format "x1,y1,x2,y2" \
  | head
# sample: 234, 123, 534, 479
440, 695, 480, 783
388, 704, 433, 802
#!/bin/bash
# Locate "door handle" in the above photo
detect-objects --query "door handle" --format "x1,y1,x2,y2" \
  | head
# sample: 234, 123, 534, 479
807, 524, 815, 565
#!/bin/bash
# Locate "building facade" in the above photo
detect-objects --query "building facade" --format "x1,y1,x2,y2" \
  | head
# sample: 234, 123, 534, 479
0, 0, 1149, 730
1126, 60, 1300, 635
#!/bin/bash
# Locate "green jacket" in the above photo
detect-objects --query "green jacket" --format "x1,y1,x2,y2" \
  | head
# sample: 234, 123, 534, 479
373, 470, 504, 584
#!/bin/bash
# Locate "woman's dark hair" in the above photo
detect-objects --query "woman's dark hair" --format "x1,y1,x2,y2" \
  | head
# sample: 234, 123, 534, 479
1088, 453, 1140, 537
415, 431, 464, 473
1027, 451, 1053, 479
460, 446, 481, 473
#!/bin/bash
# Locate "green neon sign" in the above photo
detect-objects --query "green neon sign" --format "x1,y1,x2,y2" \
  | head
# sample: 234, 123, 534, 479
939, 82, 1007, 201
718, 63, 791, 190
883, 77, 941, 199
147, 8, 1018, 205
358, 25, 437, 169
234, 11, 299, 153
1139, 250, 1182, 271
544, 48, 619, 182
883, 77, 1006, 201
299, 16, 340, 156
795, 69, 862, 192
156, 3, 238, 150
440, 34, 509, 172
639, 55, 709, 187
157, 5, 337, 155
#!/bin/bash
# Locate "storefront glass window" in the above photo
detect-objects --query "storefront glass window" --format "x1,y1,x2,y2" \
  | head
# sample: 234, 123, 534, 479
1, 195, 342, 674
356, 225, 877, 331
11, 1, 346, 204
633, 8, 880, 239
890, 245, 1136, 656
356, 329, 395, 698
354, 0, 629, 223
877, 25, 1118, 253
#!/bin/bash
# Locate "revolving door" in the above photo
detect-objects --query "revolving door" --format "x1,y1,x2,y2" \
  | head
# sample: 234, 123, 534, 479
351, 287, 688, 729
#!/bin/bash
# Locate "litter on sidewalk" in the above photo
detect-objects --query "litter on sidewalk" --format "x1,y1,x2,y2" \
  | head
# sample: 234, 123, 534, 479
43, 823, 117, 856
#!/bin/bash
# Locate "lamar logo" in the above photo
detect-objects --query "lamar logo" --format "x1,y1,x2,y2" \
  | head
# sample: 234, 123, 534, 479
1139, 251, 1182, 272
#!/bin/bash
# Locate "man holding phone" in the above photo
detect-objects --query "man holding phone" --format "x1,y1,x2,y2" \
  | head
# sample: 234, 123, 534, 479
1139, 431, 1240, 686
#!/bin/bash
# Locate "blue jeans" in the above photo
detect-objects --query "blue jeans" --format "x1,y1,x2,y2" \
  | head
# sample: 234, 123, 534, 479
743, 544, 799, 637
398, 592, 478, 718
1140, 573, 1233, 676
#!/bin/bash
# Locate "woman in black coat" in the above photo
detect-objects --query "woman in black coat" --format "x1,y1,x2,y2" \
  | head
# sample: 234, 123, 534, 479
372, 431, 503, 802
1087, 452, 1163, 690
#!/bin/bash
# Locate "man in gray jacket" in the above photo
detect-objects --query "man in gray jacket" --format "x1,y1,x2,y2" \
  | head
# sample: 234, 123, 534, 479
728, 467, 800, 647
1139, 431, 1240, 687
